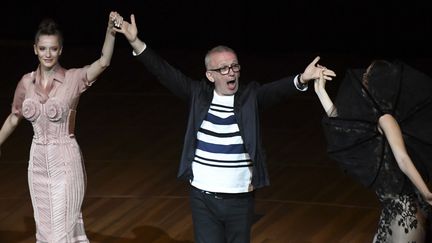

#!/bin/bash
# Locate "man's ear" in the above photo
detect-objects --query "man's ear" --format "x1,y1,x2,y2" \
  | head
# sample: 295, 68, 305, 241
206, 71, 214, 83
33, 45, 37, 55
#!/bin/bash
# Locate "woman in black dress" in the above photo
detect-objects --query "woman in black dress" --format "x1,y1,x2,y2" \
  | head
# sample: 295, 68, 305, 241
314, 60, 432, 242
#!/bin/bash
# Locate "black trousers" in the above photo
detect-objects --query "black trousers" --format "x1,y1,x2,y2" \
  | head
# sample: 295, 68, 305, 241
189, 186, 255, 243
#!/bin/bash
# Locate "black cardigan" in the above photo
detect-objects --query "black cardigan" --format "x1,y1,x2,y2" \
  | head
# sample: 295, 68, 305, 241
136, 47, 301, 189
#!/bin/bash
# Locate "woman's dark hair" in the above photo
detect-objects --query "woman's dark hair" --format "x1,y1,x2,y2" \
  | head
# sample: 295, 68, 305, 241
34, 18, 63, 46
364, 59, 401, 113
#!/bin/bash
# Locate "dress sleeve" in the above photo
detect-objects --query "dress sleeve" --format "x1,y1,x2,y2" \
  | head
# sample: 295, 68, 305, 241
75, 65, 95, 94
11, 78, 28, 117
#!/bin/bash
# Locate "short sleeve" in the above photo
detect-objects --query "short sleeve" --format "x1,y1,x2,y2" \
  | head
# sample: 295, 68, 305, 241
11, 77, 28, 117
72, 65, 94, 94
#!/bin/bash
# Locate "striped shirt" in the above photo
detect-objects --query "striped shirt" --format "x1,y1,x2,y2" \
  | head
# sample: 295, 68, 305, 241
191, 91, 253, 193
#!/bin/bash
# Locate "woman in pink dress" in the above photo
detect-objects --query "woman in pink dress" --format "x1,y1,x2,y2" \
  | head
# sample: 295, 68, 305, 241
0, 11, 123, 242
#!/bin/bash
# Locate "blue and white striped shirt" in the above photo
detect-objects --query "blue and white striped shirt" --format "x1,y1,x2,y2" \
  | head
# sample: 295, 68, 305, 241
191, 91, 253, 193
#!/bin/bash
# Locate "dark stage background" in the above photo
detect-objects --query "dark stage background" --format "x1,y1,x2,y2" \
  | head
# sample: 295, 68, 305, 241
1, 1, 432, 94
0, 1, 432, 242
2, 1, 432, 56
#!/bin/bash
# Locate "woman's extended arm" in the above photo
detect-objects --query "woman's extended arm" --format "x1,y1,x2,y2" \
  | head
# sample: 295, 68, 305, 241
0, 113, 22, 157
379, 114, 432, 205
314, 69, 337, 117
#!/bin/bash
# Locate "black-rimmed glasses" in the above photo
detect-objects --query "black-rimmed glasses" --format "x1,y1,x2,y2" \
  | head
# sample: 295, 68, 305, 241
208, 64, 241, 75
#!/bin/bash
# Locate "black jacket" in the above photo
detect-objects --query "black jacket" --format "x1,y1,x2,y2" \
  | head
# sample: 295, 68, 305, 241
136, 47, 301, 189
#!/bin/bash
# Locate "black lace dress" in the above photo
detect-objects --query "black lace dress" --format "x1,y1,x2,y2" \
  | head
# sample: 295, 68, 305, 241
321, 61, 432, 242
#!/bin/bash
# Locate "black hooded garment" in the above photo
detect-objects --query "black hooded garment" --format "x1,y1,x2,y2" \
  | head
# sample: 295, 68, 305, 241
322, 61, 432, 195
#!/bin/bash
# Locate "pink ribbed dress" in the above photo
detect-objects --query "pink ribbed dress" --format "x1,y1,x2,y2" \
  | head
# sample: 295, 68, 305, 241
12, 64, 92, 243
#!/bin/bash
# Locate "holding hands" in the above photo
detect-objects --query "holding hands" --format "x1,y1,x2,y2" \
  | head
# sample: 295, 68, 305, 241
108, 11, 123, 35
314, 63, 329, 94
312, 61, 336, 117
111, 13, 145, 55
112, 14, 139, 43
301, 56, 336, 85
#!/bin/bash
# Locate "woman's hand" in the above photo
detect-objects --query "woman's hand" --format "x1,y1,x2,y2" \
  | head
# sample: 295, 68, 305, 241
314, 65, 327, 94
108, 11, 123, 35
112, 13, 138, 44
302, 57, 336, 83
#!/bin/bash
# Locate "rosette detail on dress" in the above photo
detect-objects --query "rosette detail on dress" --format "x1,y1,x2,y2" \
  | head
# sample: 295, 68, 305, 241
22, 98, 41, 122
45, 98, 65, 122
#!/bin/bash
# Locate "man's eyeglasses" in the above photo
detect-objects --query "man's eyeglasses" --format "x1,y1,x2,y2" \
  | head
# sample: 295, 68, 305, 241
208, 64, 241, 75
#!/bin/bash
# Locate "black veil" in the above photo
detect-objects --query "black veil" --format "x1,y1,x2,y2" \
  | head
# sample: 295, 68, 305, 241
322, 61, 432, 193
